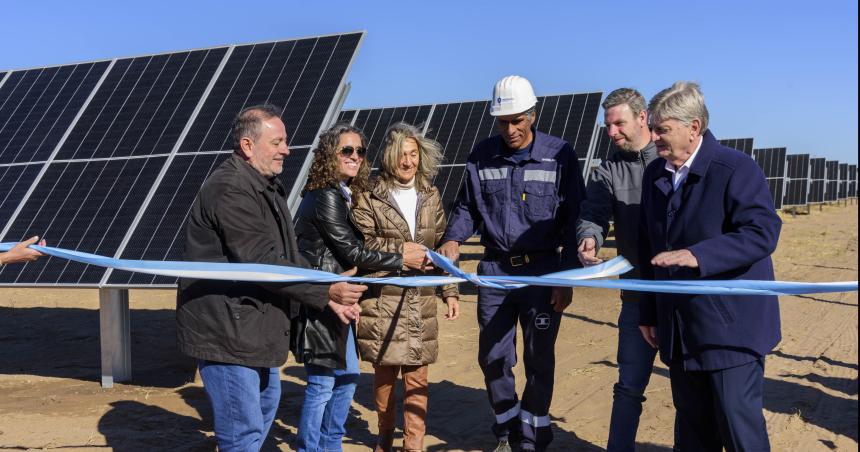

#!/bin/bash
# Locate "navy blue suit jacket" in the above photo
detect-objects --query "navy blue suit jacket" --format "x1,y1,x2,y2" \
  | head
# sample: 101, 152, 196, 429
638, 130, 782, 371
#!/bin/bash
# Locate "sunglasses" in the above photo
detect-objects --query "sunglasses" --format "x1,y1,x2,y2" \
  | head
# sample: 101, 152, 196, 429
339, 146, 367, 158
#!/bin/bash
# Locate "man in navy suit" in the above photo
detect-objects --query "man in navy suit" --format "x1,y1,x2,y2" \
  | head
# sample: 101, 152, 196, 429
638, 82, 781, 451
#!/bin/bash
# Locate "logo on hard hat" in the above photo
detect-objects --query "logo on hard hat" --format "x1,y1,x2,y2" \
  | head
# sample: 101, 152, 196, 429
535, 313, 551, 330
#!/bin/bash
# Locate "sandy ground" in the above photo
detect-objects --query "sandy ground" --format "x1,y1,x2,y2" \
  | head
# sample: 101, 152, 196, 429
0, 203, 857, 451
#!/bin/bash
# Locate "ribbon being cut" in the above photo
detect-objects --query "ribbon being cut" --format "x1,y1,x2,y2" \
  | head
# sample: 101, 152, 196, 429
0, 242, 856, 296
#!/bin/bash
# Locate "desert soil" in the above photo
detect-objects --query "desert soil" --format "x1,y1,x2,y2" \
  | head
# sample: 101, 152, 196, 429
0, 203, 857, 451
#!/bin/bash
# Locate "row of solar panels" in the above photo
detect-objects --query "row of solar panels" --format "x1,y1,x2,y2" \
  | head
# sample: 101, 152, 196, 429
720, 143, 855, 209
0, 32, 363, 286
0, 33, 856, 287
596, 131, 858, 209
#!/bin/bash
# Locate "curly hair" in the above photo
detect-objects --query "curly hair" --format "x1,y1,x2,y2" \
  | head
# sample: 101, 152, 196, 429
377, 122, 443, 192
301, 122, 371, 197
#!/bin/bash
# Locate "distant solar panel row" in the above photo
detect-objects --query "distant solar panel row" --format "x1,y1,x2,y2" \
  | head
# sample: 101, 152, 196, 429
753, 148, 787, 209
849, 165, 857, 198
783, 154, 810, 207
0, 32, 363, 286
718, 137, 754, 156
338, 92, 602, 214
808, 157, 826, 203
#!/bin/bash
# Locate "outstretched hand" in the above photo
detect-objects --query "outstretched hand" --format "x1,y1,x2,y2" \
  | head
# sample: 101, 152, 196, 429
0, 236, 45, 265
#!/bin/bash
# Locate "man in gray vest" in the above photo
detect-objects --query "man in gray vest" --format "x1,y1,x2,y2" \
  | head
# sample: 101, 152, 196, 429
576, 88, 660, 451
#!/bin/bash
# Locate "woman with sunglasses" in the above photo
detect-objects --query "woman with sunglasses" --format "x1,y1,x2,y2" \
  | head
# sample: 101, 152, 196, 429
293, 122, 428, 452
352, 122, 460, 452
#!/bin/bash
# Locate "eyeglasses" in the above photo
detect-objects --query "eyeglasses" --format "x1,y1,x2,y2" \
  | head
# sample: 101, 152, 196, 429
339, 146, 367, 158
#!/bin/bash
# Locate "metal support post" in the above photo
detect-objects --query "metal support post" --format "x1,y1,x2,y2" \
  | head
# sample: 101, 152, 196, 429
99, 288, 131, 388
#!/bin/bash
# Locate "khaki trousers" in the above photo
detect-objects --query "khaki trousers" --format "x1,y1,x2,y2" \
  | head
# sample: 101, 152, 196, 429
373, 364, 429, 451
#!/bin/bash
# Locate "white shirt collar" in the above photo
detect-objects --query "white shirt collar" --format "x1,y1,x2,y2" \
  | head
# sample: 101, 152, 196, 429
664, 136, 703, 190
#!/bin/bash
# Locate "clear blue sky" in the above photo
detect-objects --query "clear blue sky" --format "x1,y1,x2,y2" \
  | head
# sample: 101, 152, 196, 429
2, 0, 857, 162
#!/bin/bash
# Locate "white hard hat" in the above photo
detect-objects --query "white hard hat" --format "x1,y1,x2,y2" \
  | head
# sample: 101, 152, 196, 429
490, 75, 538, 116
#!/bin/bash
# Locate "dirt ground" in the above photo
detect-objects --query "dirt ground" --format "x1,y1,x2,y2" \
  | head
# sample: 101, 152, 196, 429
0, 203, 857, 451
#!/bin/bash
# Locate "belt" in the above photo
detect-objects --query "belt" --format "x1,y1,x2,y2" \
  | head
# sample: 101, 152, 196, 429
484, 249, 557, 267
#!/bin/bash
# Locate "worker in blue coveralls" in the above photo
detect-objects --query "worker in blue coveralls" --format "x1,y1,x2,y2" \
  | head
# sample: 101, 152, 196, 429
438, 75, 585, 452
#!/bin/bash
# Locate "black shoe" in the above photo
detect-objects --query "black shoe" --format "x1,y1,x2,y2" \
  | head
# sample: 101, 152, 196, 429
492, 440, 513, 452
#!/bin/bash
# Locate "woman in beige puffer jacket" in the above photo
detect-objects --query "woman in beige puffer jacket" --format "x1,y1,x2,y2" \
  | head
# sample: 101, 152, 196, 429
352, 122, 459, 452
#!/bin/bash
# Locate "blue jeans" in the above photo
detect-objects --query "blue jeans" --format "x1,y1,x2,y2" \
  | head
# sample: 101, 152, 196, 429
606, 300, 659, 452
198, 361, 281, 452
296, 326, 360, 452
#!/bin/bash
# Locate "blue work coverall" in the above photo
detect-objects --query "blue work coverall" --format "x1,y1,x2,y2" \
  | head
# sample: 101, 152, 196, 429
443, 129, 585, 451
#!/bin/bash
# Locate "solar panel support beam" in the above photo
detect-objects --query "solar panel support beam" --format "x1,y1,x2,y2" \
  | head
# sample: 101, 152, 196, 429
421, 104, 436, 136
583, 119, 600, 179
99, 287, 131, 388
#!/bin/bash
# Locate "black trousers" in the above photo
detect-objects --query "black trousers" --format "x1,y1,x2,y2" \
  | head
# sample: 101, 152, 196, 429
670, 358, 770, 452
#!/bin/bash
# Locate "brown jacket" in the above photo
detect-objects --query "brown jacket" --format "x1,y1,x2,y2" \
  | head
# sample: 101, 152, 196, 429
352, 181, 458, 366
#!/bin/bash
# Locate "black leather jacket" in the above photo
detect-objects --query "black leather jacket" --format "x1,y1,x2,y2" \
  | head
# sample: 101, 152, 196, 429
293, 186, 403, 368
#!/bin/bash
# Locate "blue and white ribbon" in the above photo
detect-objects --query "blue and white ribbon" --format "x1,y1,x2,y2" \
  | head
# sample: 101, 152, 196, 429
0, 242, 856, 296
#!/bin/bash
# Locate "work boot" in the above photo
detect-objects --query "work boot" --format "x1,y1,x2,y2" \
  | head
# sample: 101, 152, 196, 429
492, 439, 513, 452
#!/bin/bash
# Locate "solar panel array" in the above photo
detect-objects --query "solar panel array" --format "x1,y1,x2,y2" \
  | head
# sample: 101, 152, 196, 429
592, 126, 619, 164
0, 32, 364, 287
838, 163, 849, 199
825, 160, 839, 202
783, 154, 810, 207
719, 137, 755, 156
338, 92, 602, 213
849, 164, 857, 198
753, 147, 787, 209
808, 157, 826, 203
1, 34, 857, 289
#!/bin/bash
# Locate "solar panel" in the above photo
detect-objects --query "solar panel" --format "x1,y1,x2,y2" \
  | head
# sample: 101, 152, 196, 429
838, 163, 849, 199
753, 147, 786, 209
0, 32, 364, 287
340, 92, 602, 213
718, 137, 754, 155
0, 62, 110, 163
0, 164, 42, 228
593, 126, 620, 164
849, 164, 857, 198
808, 157, 826, 203
825, 160, 839, 202
783, 154, 810, 207
0, 157, 166, 284
56, 51, 226, 160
